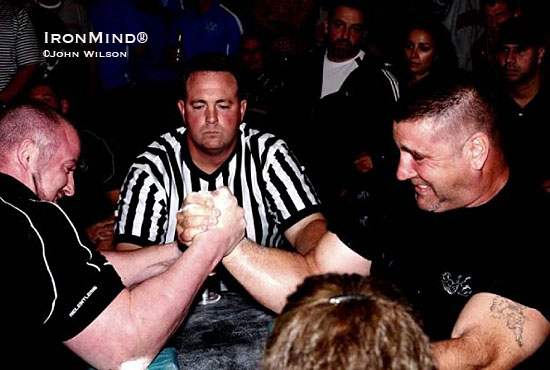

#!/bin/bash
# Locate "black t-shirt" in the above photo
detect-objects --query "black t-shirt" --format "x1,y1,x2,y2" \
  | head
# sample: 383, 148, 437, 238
1, 174, 125, 368
330, 176, 550, 339
494, 86, 550, 186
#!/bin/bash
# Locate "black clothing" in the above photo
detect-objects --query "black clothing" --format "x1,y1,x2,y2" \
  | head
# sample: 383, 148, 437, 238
494, 84, 550, 187
1, 173, 124, 368
330, 175, 549, 366
284, 49, 400, 207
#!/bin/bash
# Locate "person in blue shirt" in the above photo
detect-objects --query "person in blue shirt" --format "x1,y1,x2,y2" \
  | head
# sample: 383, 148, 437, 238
169, 0, 243, 62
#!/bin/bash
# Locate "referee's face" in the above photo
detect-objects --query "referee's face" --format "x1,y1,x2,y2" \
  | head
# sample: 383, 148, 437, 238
179, 71, 246, 158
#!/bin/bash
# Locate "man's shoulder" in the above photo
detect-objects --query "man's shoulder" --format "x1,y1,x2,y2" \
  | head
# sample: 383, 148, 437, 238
354, 55, 398, 82
126, 127, 186, 174
0, 174, 53, 217
0, 190, 73, 249
240, 123, 288, 151
477, 177, 550, 234
211, 2, 243, 25
140, 127, 186, 154
340, 56, 399, 102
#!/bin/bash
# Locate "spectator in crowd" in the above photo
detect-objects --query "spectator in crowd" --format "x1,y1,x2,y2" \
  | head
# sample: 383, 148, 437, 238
180, 79, 550, 369
84, 0, 152, 174
34, 0, 94, 35
85, 0, 145, 92
238, 32, 286, 134
398, 18, 458, 92
493, 16, 550, 190
250, 0, 318, 69
284, 0, 400, 210
1, 102, 246, 369
132, 0, 183, 145
169, 0, 244, 62
263, 273, 435, 370
434, 0, 484, 71
0, 0, 42, 109
27, 0, 96, 108
471, 0, 522, 85
133, 0, 179, 86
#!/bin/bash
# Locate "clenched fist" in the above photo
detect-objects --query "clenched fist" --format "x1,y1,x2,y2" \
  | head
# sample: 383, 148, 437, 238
177, 187, 246, 256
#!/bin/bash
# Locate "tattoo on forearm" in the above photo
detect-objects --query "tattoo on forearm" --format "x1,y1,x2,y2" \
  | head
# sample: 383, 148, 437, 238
489, 296, 526, 347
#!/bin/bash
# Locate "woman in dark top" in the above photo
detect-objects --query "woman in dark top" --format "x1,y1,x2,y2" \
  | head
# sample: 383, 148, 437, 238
397, 18, 459, 92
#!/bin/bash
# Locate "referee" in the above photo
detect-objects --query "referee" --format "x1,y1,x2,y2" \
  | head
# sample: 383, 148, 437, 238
115, 53, 326, 255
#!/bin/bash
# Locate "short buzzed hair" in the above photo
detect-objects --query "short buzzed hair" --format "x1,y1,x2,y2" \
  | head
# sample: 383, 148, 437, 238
263, 274, 435, 370
180, 52, 243, 101
394, 79, 498, 148
0, 102, 68, 164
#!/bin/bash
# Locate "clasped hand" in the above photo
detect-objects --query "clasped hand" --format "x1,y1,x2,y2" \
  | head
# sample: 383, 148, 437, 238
177, 187, 246, 256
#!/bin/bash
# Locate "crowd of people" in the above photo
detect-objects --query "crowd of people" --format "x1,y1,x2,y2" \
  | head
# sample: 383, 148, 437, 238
1, 0, 549, 369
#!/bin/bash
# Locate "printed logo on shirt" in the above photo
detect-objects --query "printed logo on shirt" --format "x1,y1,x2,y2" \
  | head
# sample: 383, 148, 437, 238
441, 272, 472, 297
69, 286, 98, 318
204, 21, 219, 32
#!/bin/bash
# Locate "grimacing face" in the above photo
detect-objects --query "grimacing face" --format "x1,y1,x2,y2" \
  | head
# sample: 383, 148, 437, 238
404, 29, 436, 79
326, 6, 365, 62
179, 71, 246, 157
393, 119, 473, 213
32, 124, 80, 203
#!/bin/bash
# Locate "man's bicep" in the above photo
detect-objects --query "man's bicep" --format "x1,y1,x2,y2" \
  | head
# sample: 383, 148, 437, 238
63, 290, 142, 369
312, 231, 371, 276
451, 292, 550, 367
284, 212, 326, 253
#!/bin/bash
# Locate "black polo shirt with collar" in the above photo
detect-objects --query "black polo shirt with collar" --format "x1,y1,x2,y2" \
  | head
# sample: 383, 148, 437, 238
1, 173, 124, 368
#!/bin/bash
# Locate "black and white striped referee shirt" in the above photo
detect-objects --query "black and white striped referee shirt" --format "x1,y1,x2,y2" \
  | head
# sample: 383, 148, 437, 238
115, 123, 321, 248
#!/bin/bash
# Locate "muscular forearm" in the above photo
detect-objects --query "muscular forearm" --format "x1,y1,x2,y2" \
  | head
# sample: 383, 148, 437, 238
432, 334, 495, 370
66, 238, 224, 369
223, 238, 319, 313
102, 242, 181, 287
